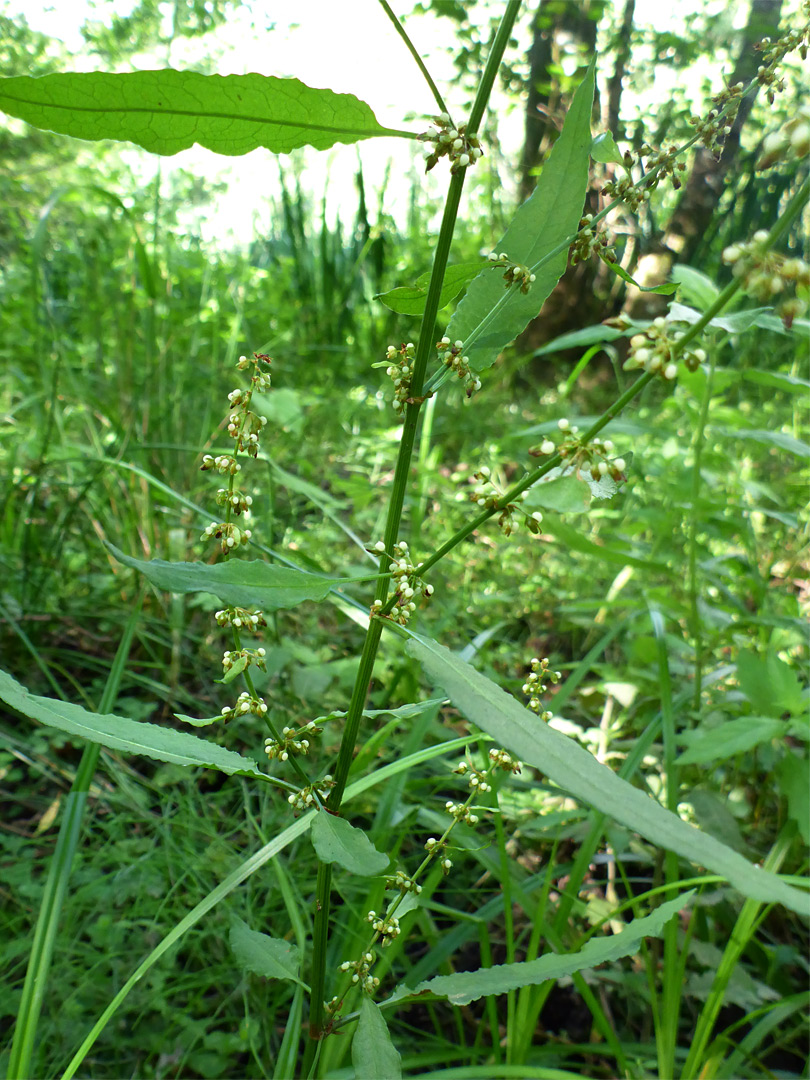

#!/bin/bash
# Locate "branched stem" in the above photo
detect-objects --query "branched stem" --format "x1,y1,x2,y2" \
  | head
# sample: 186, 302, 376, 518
378, 0, 448, 117
306, 2, 522, 1046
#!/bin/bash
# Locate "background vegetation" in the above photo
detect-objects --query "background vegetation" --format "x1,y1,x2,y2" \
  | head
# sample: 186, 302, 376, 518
1, 1, 808, 1077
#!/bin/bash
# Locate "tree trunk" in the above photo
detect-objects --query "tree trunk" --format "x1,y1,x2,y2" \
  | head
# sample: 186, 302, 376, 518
519, 0, 605, 204
663, 0, 784, 264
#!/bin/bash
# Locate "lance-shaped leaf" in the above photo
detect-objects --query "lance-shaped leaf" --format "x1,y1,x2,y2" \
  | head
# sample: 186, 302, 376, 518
0, 70, 411, 156
229, 917, 306, 988
404, 633, 810, 917
387, 890, 693, 1006
106, 542, 341, 610
445, 60, 595, 373
311, 812, 389, 876
376, 262, 487, 316
0, 669, 263, 778
353, 998, 402, 1080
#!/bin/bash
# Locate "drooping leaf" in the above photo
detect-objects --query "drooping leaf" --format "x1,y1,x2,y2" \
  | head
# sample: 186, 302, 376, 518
219, 654, 248, 684
684, 789, 748, 854
445, 60, 595, 372
669, 265, 721, 310
606, 260, 679, 294
387, 891, 693, 1005
539, 517, 665, 571
376, 262, 486, 316
352, 998, 402, 1080
533, 324, 629, 356
743, 369, 810, 396
522, 473, 592, 513
736, 651, 808, 717
106, 542, 342, 609
591, 130, 624, 165
174, 712, 222, 728
714, 429, 810, 459
0, 669, 263, 778
777, 754, 810, 844
403, 633, 810, 916
677, 717, 787, 765
310, 812, 390, 876
228, 917, 305, 987
668, 301, 790, 336
0, 70, 410, 156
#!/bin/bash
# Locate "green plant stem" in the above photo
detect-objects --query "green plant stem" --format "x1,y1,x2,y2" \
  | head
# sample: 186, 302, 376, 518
687, 347, 716, 714
377, 0, 448, 117
307, 5, 522, 1046
651, 609, 686, 1080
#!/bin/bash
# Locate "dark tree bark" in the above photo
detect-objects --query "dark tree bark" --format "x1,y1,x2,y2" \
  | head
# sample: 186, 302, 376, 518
663, 0, 784, 264
605, 0, 635, 140
519, 0, 606, 204
625, 0, 784, 316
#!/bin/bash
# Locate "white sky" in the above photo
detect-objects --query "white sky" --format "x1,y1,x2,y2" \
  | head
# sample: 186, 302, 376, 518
7, 0, 759, 246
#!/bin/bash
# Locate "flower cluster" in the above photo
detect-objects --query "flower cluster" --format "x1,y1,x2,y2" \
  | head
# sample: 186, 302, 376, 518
752, 12, 810, 106
601, 171, 647, 214
370, 539, 433, 626
487, 251, 537, 293
424, 836, 453, 875
530, 422, 624, 475
338, 953, 379, 994
570, 215, 617, 266
523, 656, 561, 719
757, 104, 810, 170
436, 336, 481, 396
222, 646, 267, 676
386, 870, 422, 895
723, 236, 809, 328
640, 143, 688, 191
366, 910, 402, 946
200, 519, 252, 554
220, 690, 268, 723
445, 799, 479, 825
200, 453, 241, 476
215, 488, 252, 514
420, 113, 484, 174
622, 318, 705, 379
287, 775, 334, 812
200, 353, 271, 547
465, 467, 539, 537
453, 759, 492, 793
378, 342, 415, 415
687, 81, 744, 153
488, 747, 523, 774
214, 607, 267, 633
264, 720, 322, 762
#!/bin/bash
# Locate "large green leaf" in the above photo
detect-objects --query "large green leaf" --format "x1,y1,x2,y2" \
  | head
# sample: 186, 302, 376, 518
387, 891, 692, 1005
310, 811, 389, 876
376, 261, 486, 316
0, 669, 263, 778
228, 917, 306, 988
445, 60, 595, 372
106, 542, 342, 609
352, 998, 402, 1080
404, 633, 810, 916
0, 70, 409, 156
677, 717, 788, 765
